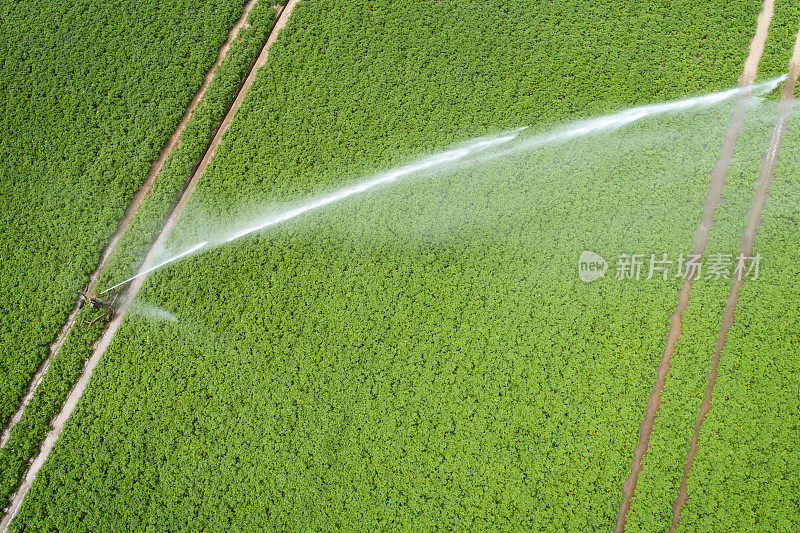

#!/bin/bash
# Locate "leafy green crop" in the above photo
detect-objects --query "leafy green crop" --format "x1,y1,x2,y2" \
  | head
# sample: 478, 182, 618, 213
13, 114, 726, 530
98, 0, 279, 290
0, 0, 247, 433
675, 107, 800, 532
0, 0, 277, 512
623, 2, 800, 520
12, 0, 800, 529
7, 0, 800, 530
625, 95, 788, 533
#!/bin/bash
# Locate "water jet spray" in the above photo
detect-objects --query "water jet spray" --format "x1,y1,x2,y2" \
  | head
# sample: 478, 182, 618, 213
98, 240, 208, 295
96, 75, 788, 295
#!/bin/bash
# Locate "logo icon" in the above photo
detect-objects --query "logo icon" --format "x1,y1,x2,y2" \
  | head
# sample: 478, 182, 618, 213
579, 251, 608, 282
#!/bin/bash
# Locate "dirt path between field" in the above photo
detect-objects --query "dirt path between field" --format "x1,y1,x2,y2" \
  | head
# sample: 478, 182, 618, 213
669, 26, 800, 531
0, 1, 302, 530
0, 0, 257, 451
613, 1, 775, 531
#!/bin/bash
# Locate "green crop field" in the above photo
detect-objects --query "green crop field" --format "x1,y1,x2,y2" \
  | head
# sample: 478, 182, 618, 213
0, 0, 279, 510
625, 94, 800, 533
0, 0, 247, 439
2, 0, 800, 531
676, 110, 800, 531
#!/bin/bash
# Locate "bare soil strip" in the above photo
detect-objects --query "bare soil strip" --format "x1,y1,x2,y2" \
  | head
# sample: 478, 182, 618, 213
0, 0, 258, 450
669, 27, 800, 532
613, 1, 775, 531
0, 2, 298, 531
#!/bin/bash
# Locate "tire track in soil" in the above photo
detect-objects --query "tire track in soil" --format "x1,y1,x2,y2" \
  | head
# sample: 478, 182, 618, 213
0, 1, 301, 530
0, 0, 258, 450
613, 1, 775, 531
669, 25, 800, 532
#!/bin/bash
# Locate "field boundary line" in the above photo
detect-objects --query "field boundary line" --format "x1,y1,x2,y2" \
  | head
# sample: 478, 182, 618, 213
0, 1, 302, 530
669, 24, 800, 531
0, 0, 258, 450
613, 1, 775, 531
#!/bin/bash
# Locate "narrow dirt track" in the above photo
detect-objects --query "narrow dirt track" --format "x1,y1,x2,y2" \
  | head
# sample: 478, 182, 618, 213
0, 0, 258, 451
0, 2, 299, 531
669, 26, 800, 531
613, 1, 774, 531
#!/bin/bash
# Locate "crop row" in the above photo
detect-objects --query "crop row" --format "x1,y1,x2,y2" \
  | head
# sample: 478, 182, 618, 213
0, 0, 248, 438
98, 0, 280, 290
677, 105, 800, 531
625, 92, 789, 532
0, 0, 277, 516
